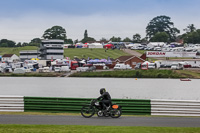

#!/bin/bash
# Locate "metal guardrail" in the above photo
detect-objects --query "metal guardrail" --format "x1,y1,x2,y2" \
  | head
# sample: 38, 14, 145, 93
3, 96, 199, 117
151, 99, 200, 116
24, 97, 151, 115
0, 95, 24, 112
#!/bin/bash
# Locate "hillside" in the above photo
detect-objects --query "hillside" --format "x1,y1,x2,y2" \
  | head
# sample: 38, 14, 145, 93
64, 48, 130, 59
0, 47, 130, 59
0, 46, 38, 56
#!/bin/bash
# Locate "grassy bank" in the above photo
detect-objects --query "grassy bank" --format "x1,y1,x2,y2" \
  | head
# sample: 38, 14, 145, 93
1, 70, 200, 78
64, 48, 130, 59
70, 69, 200, 78
0, 46, 130, 59
0, 46, 38, 56
0, 125, 200, 133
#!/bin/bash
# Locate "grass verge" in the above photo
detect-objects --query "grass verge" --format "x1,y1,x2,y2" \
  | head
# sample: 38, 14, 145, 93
0, 125, 200, 133
70, 69, 197, 78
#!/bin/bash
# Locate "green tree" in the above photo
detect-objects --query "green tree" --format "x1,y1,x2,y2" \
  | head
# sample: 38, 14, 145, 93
22, 42, 28, 47
81, 30, 96, 43
42, 26, 66, 40
150, 32, 169, 42
110, 36, 121, 42
141, 37, 148, 43
184, 24, 196, 33
74, 39, 79, 44
100, 37, 107, 42
133, 34, 141, 43
0, 39, 16, 47
81, 37, 96, 43
183, 29, 200, 44
64, 38, 73, 44
29, 38, 41, 47
16, 42, 22, 47
0, 43, 8, 47
123, 37, 132, 42
146, 15, 180, 42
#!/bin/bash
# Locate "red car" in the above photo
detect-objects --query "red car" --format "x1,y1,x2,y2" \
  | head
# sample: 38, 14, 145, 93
104, 44, 114, 49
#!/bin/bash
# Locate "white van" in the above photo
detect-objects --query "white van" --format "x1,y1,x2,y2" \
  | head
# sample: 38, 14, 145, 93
171, 62, 183, 70
114, 64, 132, 70
54, 67, 61, 72
148, 63, 156, 69
60, 66, 71, 72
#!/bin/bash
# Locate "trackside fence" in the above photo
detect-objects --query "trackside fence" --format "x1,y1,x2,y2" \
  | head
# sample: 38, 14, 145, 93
151, 99, 200, 116
2, 96, 200, 116
24, 96, 151, 115
0, 95, 24, 112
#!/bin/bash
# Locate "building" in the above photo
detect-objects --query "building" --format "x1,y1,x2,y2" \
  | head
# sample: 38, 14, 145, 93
39, 39, 64, 60
19, 39, 64, 61
114, 55, 145, 68
1, 54, 20, 62
19, 50, 39, 61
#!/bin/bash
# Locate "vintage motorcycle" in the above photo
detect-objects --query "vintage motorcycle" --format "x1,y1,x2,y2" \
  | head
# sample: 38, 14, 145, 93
81, 99, 122, 118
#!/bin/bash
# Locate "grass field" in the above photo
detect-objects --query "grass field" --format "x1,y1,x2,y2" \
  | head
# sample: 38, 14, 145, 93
0, 125, 200, 133
0, 46, 38, 56
0, 47, 130, 59
64, 48, 130, 59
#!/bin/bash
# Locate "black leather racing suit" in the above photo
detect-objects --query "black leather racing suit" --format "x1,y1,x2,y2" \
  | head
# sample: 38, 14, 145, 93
97, 92, 112, 110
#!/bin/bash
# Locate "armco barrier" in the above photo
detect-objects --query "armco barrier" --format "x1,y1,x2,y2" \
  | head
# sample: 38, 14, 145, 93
151, 99, 200, 116
0, 95, 24, 112
24, 97, 151, 115
2, 96, 200, 116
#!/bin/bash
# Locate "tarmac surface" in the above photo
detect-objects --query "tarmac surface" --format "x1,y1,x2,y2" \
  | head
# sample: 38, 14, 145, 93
1, 115, 200, 127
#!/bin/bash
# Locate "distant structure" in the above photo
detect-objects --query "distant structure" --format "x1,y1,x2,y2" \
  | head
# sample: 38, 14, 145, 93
39, 39, 64, 60
20, 50, 38, 61
2, 54, 20, 62
19, 39, 64, 60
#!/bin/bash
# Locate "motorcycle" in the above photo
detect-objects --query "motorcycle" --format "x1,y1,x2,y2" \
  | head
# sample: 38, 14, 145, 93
81, 99, 122, 118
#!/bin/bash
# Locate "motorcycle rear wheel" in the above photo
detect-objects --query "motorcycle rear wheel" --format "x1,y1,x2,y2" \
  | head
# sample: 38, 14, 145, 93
81, 105, 95, 118
110, 108, 122, 118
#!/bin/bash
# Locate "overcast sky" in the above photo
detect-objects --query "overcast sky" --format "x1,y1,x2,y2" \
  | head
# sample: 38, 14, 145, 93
0, 0, 200, 43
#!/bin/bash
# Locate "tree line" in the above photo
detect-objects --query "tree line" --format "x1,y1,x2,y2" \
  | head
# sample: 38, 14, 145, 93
1, 15, 200, 47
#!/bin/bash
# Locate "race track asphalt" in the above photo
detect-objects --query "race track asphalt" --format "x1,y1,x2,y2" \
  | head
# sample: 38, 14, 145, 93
1, 115, 200, 127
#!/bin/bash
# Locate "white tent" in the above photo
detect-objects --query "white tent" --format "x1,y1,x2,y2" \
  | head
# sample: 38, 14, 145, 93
88, 43, 103, 48
147, 42, 166, 48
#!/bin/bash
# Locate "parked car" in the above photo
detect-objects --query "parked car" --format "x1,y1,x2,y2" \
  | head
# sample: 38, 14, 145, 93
86, 66, 96, 72
154, 47, 162, 51
171, 63, 183, 70
54, 67, 61, 72
134, 63, 141, 69
76, 67, 89, 72
137, 45, 145, 50
114, 64, 132, 70
148, 63, 156, 69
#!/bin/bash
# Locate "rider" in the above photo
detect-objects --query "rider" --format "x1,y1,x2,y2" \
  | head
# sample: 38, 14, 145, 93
97, 88, 112, 111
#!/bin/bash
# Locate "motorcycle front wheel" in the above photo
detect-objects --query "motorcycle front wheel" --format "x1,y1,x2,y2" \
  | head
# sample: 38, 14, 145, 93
81, 105, 95, 118
110, 107, 122, 118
